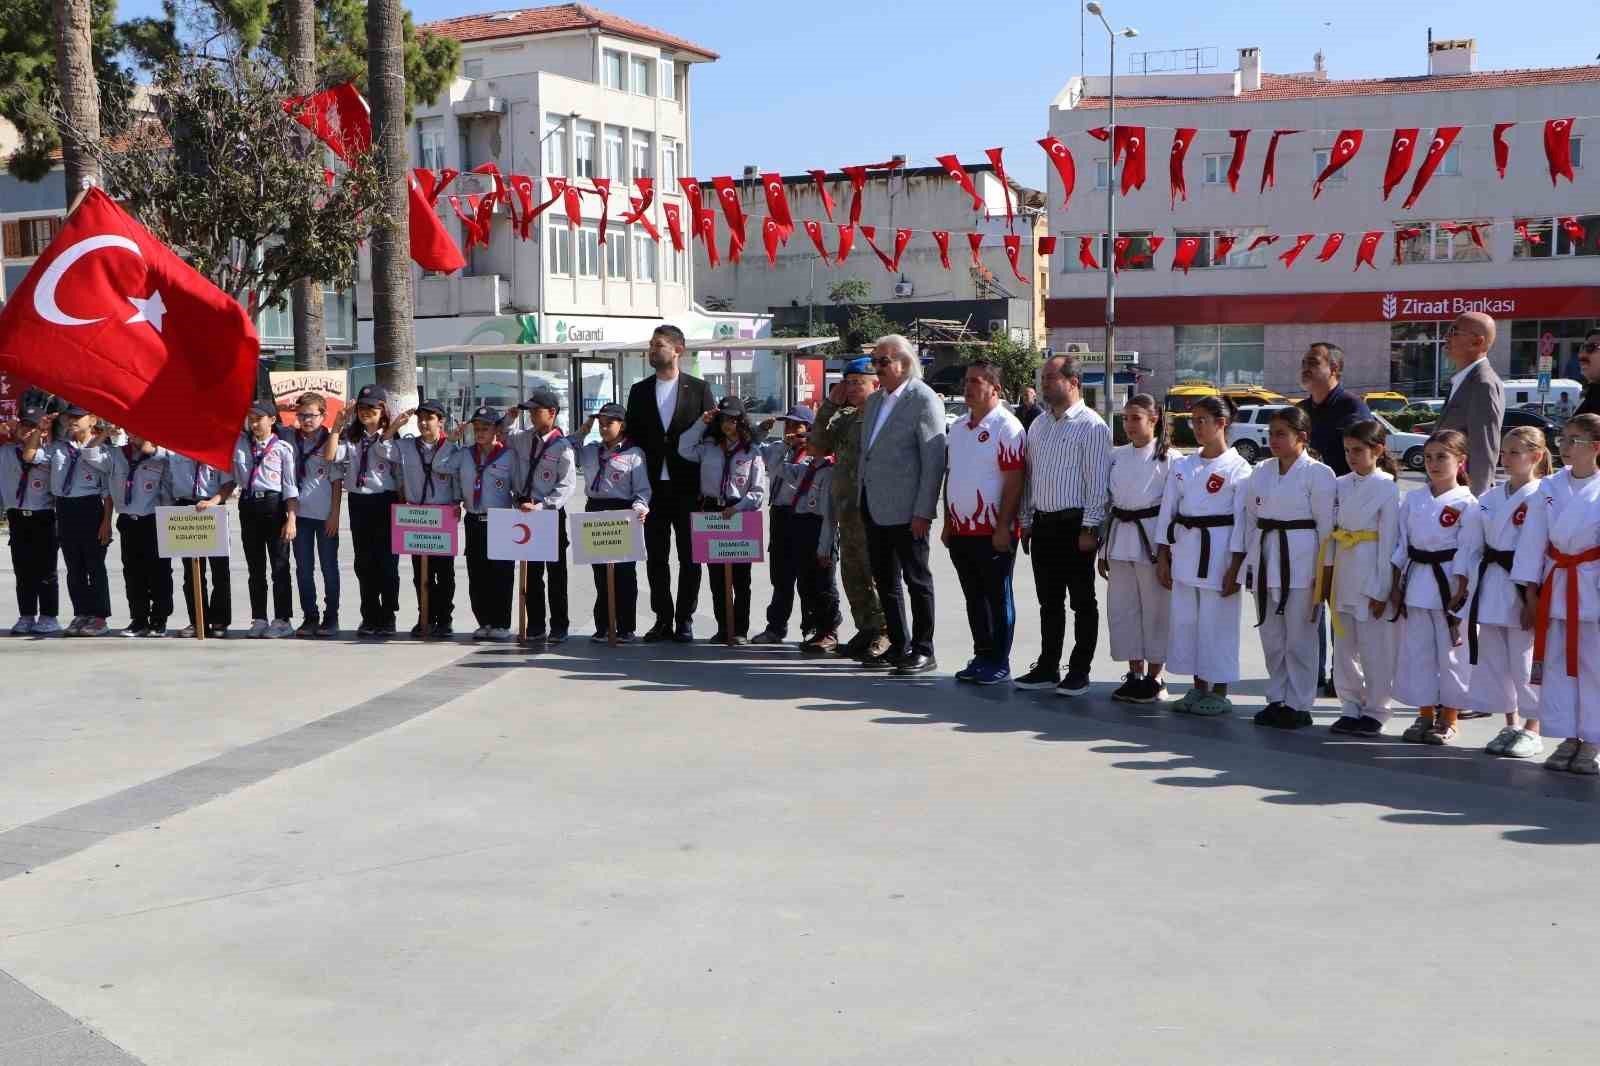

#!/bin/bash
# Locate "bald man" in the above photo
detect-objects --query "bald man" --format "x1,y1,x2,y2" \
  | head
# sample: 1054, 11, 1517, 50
1436, 311, 1505, 496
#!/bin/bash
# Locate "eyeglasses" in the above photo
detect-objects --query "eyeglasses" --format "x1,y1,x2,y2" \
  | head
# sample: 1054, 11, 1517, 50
1582, 342, 1600, 354
872, 357, 895, 368
296, 411, 322, 420
1559, 436, 1600, 449
1444, 325, 1483, 339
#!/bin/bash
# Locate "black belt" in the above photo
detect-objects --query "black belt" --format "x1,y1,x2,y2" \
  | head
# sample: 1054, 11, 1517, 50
1254, 518, 1319, 626
1468, 547, 1518, 665
119, 512, 155, 521
466, 512, 488, 522
174, 498, 198, 505
243, 490, 282, 500
7, 507, 49, 517
1168, 512, 1235, 580
1109, 504, 1160, 563
1398, 546, 1460, 642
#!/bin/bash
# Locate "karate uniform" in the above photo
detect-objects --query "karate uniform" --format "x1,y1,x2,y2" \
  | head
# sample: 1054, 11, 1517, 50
574, 437, 651, 636
678, 423, 768, 638
85, 444, 174, 632
1, 441, 59, 623
165, 454, 234, 631
455, 442, 518, 630
1390, 484, 1476, 709
1457, 480, 1543, 717
50, 438, 113, 620
1513, 469, 1600, 741
1103, 442, 1170, 663
509, 428, 577, 637
1327, 471, 1400, 721
1157, 449, 1250, 683
1243, 452, 1336, 711
397, 437, 460, 633
344, 432, 401, 630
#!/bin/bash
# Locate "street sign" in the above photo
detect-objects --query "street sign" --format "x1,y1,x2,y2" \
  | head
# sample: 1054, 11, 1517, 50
1538, 371, 1551, 397
1537, 354, 1554, 375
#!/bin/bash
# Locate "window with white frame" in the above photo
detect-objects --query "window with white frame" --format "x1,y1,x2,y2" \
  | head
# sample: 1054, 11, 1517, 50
631, 131, 653, 181
1395, 220, 1491, 264
604, 125, 626, 180
660, 59, 677, 101
1313, 147, 1349, 185
1202, 154, 1229, 185
1093, 158, 1110, 190
543, 114, 567, 177
574, 120, 596, 179
417, 117, 447, 172
462, 58, 484, 79
577, 225, 601, 277
1061, 231, 1157, 273
1513, 214, 1600, 259
605, 230, 628, 279
1437, 144, 1462, 177
602, 49, 625, 90
547, 223, 573, 275
634, 232, 658, 281
666, 246, 684, 283
630, 55, 652, 95
661, 138, 679, 188
1573, 137, 1585, 169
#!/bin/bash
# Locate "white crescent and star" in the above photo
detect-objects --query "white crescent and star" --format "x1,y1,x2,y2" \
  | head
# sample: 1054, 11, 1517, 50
33, 235, 165, 334
1553, 120, 1568, 132
1338, 138, 1355, 154
1050, 143, 1067, 157
1430, 138, 1446, 152
1395, 138, 1410, 151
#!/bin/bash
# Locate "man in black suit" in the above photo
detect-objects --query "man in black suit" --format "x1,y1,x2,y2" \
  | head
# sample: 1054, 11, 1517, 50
625, 324, 716, 642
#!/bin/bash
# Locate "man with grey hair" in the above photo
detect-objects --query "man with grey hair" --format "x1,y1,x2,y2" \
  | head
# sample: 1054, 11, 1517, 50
858, 335, 947, 675
1436, 311, 1506, 496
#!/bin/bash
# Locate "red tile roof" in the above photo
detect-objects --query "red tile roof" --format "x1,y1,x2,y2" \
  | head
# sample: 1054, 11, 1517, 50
421, 4, 717, 61
1078, 65, 1600, 109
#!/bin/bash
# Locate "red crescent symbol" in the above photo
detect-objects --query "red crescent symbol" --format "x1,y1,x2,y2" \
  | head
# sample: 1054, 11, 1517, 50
513, 524, 531, 544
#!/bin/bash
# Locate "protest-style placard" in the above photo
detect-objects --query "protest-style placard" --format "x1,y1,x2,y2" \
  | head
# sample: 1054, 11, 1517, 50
390, 504, 460, 556
269, 370, 349, 426
156, 506, 231, 558
487, 508, 560, 562
570, 510, 646, 566
690, 510, 764, 564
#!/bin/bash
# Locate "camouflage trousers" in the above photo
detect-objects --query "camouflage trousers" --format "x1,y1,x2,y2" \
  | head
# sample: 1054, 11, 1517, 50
835, 502, 886, 634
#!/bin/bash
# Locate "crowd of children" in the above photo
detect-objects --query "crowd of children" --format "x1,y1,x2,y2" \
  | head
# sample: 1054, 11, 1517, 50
4, 387, 1599, 775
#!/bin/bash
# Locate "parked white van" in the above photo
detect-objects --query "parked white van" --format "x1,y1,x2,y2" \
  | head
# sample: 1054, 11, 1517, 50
1500, 378, 1583, 414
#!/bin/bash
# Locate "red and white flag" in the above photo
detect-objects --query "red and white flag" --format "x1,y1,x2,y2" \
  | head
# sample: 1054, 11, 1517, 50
1002, 235, 1029, 284
936, 155, 983, 212
1037, 137, 1076, 209
1353, 230, 1384, 271
967, 232, 984, 267
761, 173, 794, 242
1172, 236, 1202, 273
1113, 126, 1147, 196
1169, 128, 1195, 207
834, 224, 855, 265
1493, 123, 1515, 179
1227, 130, 1249, 193
1077, 236, 1100, 271
1260, 130, 1298, 193
408, 174, 466, 273
1402, 127, 1463, 209
1382, 129, 1419, 201
281, 82, 371, 163
932, 230, 952, 269
1545, 118, 1578, 186
1278, 233, 1315, 270
663, 201, 686, 252
808, 170, 836, 222
1315, 232, 1345, 262
1313, 131, 1363, 198
801, 218, 829, 259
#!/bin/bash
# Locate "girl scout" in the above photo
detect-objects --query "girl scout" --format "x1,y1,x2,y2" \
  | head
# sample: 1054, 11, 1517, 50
507, 388, 577, 644
47, 405, 114, 636
84, 432, 174, 637
2, 409, 62, 635
677, 396, 769, 643
571, 401, 651, 641
454, 405, 518, 641
392, 400, 461, 638
337, 384, 401, 637
164, 450, 235, 638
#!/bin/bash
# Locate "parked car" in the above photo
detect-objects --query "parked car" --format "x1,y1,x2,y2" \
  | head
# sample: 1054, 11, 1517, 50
943, 399, 969, 431
1406, 408, 1561, 469
1226, 404, 1286, 462
1372, 413, 1430, 472
1402, 398, 1447, 418
1363, 391, 1409, 414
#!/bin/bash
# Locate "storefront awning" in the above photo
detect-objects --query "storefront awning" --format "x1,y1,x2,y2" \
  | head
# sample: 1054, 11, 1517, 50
606, 336, 838, 353
414, 342, 619, 357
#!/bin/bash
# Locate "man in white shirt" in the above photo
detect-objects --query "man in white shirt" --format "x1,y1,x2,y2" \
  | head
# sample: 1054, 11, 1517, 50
1436, 311, 1506, 497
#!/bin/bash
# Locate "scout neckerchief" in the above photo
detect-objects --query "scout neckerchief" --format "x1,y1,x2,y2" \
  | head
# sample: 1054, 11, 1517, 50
13, 444, 30, 506
354, 431, 380, 486
590, 436, 633, 494
472, 441, 506, 509
412, 436, 444, 501
520, 428, 561, 501
795, 456, 834, 498
62, 439, 86, 492
296, 428, 328, 483
123, 443, 153, 505
718, 440, 750, 506
247, 436, 276, 492
192, 460, 207, 501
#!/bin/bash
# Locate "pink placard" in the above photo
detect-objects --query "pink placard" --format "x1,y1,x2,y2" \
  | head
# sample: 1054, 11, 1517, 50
690, 510, 764, 564
390, 503, 460, 556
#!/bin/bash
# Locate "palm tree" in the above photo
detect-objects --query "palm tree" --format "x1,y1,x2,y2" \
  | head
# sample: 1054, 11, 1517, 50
286, 0, 327, 371
52, 0, 102, 200
366, 0, 416, 404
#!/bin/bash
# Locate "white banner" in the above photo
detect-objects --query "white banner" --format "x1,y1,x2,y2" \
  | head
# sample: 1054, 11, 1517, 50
570, 510, 646, 566
156, 506, 231, 559
486, 508, 560, 562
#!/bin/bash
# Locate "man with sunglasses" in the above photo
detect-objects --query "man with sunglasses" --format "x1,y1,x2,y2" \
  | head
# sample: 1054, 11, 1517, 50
1436, 312, 1506, 497
1573, 329, 1600, 419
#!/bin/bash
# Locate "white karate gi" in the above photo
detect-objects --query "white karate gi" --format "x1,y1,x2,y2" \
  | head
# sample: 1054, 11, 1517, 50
1104, 442, 1171, 663
1158, 449, 1250, 683
1456, 480, 1543, 717
1328, 471, 1400, 721
1391, 484, 1476, 709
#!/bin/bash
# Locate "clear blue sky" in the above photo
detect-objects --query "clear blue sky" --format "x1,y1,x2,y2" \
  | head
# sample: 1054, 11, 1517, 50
115, 0, 1594, 187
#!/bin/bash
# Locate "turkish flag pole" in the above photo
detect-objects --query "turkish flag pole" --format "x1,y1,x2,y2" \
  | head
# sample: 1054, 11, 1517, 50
0, 188, 257, 470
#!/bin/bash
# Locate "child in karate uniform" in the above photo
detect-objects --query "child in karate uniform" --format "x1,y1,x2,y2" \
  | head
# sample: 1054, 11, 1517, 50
571, 402, 650, 642
1458, 427, 1549, 759
1324, 421, 1401, 736
1, 409, 62, 635
1156, 396, 1249, 716
1242, 406, 1335, 729
1098, 393, 1171, 704
1391, 430, 1475, 745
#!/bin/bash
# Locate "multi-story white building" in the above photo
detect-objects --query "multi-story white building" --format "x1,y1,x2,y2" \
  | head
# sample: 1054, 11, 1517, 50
1045, 39, 1600, 398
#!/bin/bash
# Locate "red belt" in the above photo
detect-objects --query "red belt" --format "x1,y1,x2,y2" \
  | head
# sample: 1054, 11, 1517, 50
1533, 543, 1600, 680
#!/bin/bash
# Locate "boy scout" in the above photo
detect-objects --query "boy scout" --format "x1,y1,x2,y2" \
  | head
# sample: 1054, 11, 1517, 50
454, 405, 518, 640
393, 399, 461, 637
165, 450, 235, 637
84, 431, 174, 636
44, 405, 113, 636
284, 392, 347, 638
571, 401, 650, 641
507, 388, 577, 644
337, 384, 401, 637
233, 400, 300, 638
752, 404, 816, 645
1, 409, 62, 635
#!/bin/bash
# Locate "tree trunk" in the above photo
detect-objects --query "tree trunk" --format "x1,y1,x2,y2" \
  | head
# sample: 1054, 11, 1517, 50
52, 0, 102, 202
287, 0, 327, 370
366, 0, 415, 406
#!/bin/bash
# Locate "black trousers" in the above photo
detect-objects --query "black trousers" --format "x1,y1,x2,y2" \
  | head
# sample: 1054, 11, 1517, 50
464, 513, 513, 628
7, 508, 59, 618
1028, 515, 1099, 677
238, 493, 292, 622
116, 513, 173, 629
708, 562, 752, 637
949, 534, 1017, 667
644, 481, 700, 628
56, 495, 111, 619
348, 491, 399, 628
588, 498, 638, 635
525, 507, 569, 634
862, 496, 936, 657
792, 512, 842, 637
411, 554, 456, 628
763, 506, 805, 636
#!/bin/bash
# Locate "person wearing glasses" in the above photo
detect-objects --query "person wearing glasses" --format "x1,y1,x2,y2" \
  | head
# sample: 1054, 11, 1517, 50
1435, 312, 1506, 497
1572, 329, 1600, 419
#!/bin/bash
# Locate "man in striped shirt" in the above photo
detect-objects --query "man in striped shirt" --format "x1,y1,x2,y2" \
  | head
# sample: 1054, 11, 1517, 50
1016, 354, 1112, 696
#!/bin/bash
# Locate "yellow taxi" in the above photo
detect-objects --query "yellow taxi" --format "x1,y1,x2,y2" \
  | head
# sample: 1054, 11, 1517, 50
1362, 390, 1409, 414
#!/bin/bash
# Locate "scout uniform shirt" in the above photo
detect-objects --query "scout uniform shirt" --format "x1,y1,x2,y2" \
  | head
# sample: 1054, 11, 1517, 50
1156, 448, 1251, 590
165, 454, 234, 503
49, 438, 110, 499
573, 437, 651, 512
85, 444, 173, 516
763, 441, 801, 508
289, 429, 348, 521
676, 422, 768, 510
789, 458, 838, 555
454, 440, 517, 514
0, 442, 54, 511
397, 437, 462, 505
1328, 470, 1400, 615
344, 431, 399, 495
231, 433, 300, 501
509, 428, 576, 510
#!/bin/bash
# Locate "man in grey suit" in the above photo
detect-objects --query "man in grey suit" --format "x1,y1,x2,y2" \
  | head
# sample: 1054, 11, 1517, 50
1436, 311, 1506, 497
858, 335, 947, 676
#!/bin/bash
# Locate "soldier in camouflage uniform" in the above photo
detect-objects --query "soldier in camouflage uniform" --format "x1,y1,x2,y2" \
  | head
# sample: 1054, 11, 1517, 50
811, 358, 889, 659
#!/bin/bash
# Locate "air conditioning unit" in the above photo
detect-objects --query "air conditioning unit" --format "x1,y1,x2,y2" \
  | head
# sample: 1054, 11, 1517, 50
893, 278, 915, 298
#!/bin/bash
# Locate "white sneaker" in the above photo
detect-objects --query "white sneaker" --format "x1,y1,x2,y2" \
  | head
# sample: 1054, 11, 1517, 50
79, 618, 109, 637
143, 627, 168, 639
246, 619, 270, 638
64, 616, 86, 636
487, 627, 513, 641
32, 616, 62, 636
472, 625, 492, 640
265, 619, 294, 639
1504, 730, 1545, 759
11, 616, 34, 635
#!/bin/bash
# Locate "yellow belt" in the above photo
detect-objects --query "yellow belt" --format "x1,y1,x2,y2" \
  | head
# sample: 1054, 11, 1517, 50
1314, 528, 1379, 637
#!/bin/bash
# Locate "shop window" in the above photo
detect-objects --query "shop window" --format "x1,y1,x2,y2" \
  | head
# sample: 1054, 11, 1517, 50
1390, 322, 1450, 396
1513, 215, 1600, 259
1175, 325, 1264, 386
1395, 220, 1491, 264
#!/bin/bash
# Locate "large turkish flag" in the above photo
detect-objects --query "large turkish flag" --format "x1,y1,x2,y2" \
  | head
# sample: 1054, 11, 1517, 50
0, 188, 258, 469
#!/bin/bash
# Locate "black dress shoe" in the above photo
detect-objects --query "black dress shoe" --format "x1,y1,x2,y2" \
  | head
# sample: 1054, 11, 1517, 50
673, 623, 694, 643
708, 630, 728, 644
546, 629, 568, 645
860, 648, 903, 670
891, 652, 938, 676
643, 622, 674, 643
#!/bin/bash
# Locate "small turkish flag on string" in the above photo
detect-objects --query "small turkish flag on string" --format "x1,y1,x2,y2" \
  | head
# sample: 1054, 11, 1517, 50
985, 148, 1015, 228
1515, 218, 1542, 246
518, 178, 562, 239
1169, 128, 1195, 207
835, 224, 855, 265
892, 228, 912, 272
619, 177, 654, 224
1172, 236, 1202, 273
1213, 234, 1237, 263
802, 218, 829, 259
1279, 233, 1315, 270
1112, 236, 1133, 272
1247, 234, 1280, 252
432, 168, 460, 205
936, 155, 983, 212
932, 230, 951, 269
472, 192, 497, 249
726, 229, 744, 265
844, 166, 868, 225
1037, 137, 1076, 209
1260, 130, 1298, 193
561, 181, 585, 230
630, 198, 660, 242
1313, 131, 1363, 198
1227, 130, 1250, 193
592, 178, 612, 244
808, 169, 836, 221
858, 225, 896, 273
1354, 230, 1384, 270
1441, 221, 1488, 251
1382, 129, 1418, 202
1402, 127, 1462, 209
762, 218, 781, 266
281, 82, 371, 163
0, 188, 258, 470
1113, 126, 1147, 196
1493, 123, 1515, 179
508, 174, 535, 231
1087, 127, 1110, 142
1560, 216, 1586, 245
698, 212, 719, 267
967, 232, 984, 267
1315, 232, 1345, 262
1077, 236, 1100, 271
663, 201, 686, 252
472, 163, 509, 215
761, 173, 794, 242
1393, 226, 1423, 264
1037, 235, 1057, 258
1002, 235, 1029, 284
413, 168, 439, 204
1545, 118, 1577, 186
710, 176, 747, 245
1141, 236, 1165, 267
407, 176, 466, 274
448, 195, 481, 250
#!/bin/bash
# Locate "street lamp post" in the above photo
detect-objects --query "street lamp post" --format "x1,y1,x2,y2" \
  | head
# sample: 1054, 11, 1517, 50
1085, 3, 1137, 418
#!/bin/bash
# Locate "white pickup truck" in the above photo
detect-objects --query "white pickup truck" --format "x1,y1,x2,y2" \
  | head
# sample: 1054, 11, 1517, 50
1229, 405, 1429, 471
